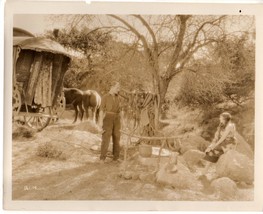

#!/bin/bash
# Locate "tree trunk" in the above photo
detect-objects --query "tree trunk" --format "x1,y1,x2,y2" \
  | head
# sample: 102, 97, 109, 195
158, 77, 170, 119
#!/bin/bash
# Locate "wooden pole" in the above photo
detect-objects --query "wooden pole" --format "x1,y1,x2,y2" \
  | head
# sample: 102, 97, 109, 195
120, 130, 182, 140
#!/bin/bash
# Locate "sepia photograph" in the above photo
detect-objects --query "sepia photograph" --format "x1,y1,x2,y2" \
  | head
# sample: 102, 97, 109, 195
4, 0, 263, 211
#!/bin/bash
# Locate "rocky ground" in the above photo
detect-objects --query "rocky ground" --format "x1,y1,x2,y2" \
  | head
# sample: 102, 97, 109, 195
12, 110, 254, 201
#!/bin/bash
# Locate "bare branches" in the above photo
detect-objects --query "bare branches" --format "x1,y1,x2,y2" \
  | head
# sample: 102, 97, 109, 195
108, 14, 159, 80
132, 15, 158, 54
108, 15, 150, 51
165, 15, 191, 78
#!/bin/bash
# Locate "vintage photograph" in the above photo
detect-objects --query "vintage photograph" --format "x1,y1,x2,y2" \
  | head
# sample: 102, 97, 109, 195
11, 13, 255, 202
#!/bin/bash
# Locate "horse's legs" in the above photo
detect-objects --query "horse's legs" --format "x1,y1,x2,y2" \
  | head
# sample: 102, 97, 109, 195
79, 104, 85, 121
73, 104, 78, 123
95, 107, 100, 124
90, 107, 95, 123
84, 107, 89, 120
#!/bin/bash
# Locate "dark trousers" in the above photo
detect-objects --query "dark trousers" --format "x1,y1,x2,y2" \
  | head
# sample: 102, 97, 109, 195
100, 113, 121, 161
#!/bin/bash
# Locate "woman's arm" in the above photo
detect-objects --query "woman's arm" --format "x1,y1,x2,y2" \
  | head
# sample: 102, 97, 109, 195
212, 129, 220, 143
212, 124, 234, 148
205, 129, 220, 152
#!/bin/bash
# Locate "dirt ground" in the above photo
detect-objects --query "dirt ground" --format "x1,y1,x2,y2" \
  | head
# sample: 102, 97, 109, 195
12, 110, 254, 201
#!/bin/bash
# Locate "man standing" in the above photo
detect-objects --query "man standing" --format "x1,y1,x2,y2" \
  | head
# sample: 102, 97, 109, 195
98, 82, 122, 163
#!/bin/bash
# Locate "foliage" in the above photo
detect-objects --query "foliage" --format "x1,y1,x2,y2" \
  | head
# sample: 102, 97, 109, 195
48, 27, 112, 58
216, 35, 255, 105
177, 35, 255, 108
178, 64, 229, 106
107, 15, 229, 107
37, 142, 66, 160
62, 40, 153, 95
46, 27, 114, 89
12, 126, 36, 140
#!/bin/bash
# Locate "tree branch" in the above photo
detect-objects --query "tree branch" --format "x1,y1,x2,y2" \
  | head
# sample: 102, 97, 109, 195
158, 43, 174, 57
166, 15, 191, 78
132, 15, 159, 56
108, 15, 150, 53
108, 14, 158, 80
180, 16, 226, 62
169, 39, 216, 79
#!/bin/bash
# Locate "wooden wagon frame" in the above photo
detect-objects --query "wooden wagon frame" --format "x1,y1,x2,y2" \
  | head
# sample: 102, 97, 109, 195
12, 28, 71, 131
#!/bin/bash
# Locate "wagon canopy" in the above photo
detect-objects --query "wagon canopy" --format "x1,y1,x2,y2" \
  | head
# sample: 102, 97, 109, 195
13, 32, 72, 108
14, 37, 72, 58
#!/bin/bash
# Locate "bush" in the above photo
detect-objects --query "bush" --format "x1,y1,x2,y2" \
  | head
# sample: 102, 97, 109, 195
36, 142, 66, 160
12, 126, 36, 140
178, 64, 230, 107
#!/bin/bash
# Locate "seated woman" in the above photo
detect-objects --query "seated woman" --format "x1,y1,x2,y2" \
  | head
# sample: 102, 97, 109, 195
201, 112, 237, 174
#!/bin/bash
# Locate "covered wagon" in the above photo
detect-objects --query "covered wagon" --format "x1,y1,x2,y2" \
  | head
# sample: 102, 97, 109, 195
12, 27, 71, 131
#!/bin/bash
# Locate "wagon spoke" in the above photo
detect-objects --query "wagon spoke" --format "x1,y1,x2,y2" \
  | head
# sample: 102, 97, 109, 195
24, 107, 52, 131
34, 117, 38, 126
30, 117, 35, 127
36, 117, 40, 128
27, 116, 34, 123
39, 117, 44, 127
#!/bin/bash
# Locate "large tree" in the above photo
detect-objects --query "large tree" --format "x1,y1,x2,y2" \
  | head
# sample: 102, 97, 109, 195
107, 15, 225, 99
47, 14, 254, 115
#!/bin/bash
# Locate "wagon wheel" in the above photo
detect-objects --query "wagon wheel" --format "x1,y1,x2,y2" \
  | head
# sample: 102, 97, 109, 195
51, 92, 66, 122
24, 106, 52, 131
12, 84, 21, 116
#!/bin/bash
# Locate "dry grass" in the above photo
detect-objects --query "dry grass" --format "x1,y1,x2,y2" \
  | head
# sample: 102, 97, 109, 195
12, 125, 36, 140
36, 141, 67, 160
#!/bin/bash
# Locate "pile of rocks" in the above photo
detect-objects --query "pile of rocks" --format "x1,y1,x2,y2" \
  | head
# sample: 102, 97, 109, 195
118, 134, 254, 200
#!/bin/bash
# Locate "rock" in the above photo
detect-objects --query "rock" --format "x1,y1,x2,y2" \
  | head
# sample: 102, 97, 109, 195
211, 177, 237, 200
177, 156, 188, 168
180, 135, 210, 154
216, 150, 254, 184
156, 162, 201, 190
182, 149, 205, 168
143, 184, 156, 190
90, 144, 100, 151
117, 171, 123, 178
132, 173, 139, 180
123, 171, 133, 180
138, 156, 169, 167
235, 132, 254, 159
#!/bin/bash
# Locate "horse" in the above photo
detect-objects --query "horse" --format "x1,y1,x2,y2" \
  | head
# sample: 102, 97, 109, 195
63, 88, 84, 123
82, 90, 101, 123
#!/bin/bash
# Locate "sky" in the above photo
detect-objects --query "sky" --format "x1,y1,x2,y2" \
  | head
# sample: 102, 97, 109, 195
14, 15, 65, 36
13, 14, 255, 46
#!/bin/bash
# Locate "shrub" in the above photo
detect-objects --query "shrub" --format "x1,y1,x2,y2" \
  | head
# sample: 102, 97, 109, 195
36, 142, 66, 160
12, 126, 36, 140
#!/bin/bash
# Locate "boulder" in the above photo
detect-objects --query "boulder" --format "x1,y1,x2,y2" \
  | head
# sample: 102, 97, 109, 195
180, 135, 210, 154
90, 144, 100, 151
235, 132, 254, 159
182, 149, 205, 168
211, 177, 237, 200
216, 150, 254, 184
156, 162, 201, 190
138, 156, 169, 167
123, 171, 133, 180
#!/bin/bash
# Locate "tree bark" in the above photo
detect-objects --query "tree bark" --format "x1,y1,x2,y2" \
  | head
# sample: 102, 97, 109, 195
158, 77, 170, 119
